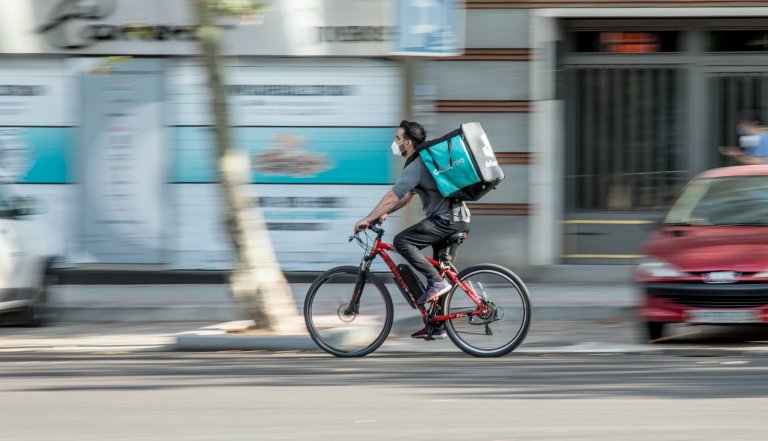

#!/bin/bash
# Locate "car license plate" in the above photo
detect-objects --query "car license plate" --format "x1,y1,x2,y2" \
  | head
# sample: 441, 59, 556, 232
686, 309, 762, 324
702, 271, 739, 284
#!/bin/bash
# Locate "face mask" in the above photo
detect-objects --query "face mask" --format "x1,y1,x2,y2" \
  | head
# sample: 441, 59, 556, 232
391, 140, 405, 156
740, 135, 760, 148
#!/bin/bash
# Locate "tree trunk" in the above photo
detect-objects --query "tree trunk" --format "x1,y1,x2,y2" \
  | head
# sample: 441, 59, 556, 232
195, 0, 300, 333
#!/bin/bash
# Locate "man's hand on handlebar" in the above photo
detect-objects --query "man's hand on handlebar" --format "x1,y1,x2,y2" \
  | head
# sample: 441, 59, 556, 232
353, 218, 371, 234
353, 215, 387, 234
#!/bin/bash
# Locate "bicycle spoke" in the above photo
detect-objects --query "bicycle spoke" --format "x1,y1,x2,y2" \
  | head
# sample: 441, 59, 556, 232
442, 265, 531, 357
304, 267, 393, 357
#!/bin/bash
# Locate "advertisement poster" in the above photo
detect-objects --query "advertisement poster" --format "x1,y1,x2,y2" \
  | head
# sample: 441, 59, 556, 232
172, 184, 403, 271
81, 59, 166, 264
169, 59, 403, 270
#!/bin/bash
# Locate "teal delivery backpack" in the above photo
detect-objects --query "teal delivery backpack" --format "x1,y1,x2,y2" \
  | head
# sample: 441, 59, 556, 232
417, 122, 505, 201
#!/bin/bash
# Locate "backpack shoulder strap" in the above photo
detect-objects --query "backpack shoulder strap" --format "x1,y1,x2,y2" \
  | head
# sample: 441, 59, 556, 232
403, 153, 419, 168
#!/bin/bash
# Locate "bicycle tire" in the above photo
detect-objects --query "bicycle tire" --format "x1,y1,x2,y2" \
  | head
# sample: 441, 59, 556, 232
442, 264, 532, 357
304, 266, 393, 357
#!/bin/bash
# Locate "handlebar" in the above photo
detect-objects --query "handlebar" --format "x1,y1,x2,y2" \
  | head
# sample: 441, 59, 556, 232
369, 224, 385, 236
369, 218, 384, 233
349, 218, 386, 242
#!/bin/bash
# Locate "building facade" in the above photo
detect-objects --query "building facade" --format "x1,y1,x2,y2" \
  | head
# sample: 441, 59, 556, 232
1, 0, 767, 277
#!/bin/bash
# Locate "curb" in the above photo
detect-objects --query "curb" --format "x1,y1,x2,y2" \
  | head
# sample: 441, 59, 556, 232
176, 320, 317, 351
174, 321, 768, 356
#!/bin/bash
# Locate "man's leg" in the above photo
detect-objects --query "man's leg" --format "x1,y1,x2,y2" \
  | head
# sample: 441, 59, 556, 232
397, 219, 469, 338
393, 218, 447, 281
395, 218, 470, 304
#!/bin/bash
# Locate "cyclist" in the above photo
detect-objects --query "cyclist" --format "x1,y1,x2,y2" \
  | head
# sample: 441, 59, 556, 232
353, 120, 471, 339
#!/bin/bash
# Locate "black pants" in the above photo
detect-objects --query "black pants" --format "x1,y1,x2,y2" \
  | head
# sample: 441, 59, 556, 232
393, 217, 470, 281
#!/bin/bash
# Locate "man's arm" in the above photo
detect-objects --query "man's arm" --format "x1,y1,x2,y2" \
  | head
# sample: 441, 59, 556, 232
354, 191, 414, 232
720, 147, 768, 165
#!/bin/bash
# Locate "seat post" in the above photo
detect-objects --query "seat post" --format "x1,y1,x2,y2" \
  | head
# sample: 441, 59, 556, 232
439, 231, 466, 269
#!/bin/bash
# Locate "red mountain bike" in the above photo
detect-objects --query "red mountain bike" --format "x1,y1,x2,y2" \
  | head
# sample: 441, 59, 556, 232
303, 221, 532, 357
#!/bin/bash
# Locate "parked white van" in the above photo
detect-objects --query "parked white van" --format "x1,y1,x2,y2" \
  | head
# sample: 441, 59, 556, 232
0, 185, 57, 326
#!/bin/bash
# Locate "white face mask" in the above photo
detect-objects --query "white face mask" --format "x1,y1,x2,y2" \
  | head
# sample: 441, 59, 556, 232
740, 135, 760, 148
391, 140, 405, 156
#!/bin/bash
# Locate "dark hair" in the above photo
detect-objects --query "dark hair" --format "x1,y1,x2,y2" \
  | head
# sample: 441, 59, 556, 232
399, 120, 426, 146
739, 108, 764, 125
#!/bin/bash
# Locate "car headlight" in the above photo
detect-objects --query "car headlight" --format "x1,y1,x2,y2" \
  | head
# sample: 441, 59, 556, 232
753, 270, 768, 278
635, 258, 688, 278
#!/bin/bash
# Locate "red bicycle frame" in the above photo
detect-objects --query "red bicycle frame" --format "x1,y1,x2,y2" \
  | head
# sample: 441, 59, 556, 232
364, 232, 489, 324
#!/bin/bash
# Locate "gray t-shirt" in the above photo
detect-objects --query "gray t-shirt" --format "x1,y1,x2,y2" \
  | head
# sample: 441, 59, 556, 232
391, 156, 470, 222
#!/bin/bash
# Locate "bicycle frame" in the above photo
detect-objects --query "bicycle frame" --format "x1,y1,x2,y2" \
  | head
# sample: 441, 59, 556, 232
349, 226, 489, 325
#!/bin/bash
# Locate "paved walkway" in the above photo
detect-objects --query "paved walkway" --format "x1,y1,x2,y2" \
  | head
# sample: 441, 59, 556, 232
48, 282, 639, 323
2, 319, 768, 356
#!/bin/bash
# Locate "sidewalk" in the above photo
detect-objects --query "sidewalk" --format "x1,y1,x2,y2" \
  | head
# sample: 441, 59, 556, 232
3, 319, 768, 356
50, 284, 239, 323
13, 278, 764, 356
48, 282, 639, 323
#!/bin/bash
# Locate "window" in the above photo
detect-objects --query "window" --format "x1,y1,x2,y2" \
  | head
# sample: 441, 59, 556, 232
665, 176, 768, 226
710, 31, 768, 52
565, 67, 687, 211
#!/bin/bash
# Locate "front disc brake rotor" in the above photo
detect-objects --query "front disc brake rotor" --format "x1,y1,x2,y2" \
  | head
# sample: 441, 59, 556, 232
337, 303, 357, 323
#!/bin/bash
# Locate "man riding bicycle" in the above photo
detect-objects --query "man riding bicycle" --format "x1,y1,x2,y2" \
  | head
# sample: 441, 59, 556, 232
354, 120, 471, 339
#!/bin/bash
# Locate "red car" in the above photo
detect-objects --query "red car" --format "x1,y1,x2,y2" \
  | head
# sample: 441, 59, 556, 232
636, 165, 768, 341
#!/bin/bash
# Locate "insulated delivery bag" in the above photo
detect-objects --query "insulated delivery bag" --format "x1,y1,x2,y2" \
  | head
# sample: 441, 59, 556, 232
417, 122, 504, 201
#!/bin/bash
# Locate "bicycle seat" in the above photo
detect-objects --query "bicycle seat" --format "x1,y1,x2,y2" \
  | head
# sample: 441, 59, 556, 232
446, 232, 467, 245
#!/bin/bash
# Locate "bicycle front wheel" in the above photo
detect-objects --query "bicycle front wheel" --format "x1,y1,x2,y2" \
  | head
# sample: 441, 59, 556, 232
442, 264, 531, 357
304, 266, 393, 357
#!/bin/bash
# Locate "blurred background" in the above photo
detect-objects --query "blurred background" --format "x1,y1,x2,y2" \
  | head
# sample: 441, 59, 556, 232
1, 0, 767, 280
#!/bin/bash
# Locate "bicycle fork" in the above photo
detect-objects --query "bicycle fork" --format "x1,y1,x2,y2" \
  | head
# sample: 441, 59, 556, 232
344, 257, 374, 316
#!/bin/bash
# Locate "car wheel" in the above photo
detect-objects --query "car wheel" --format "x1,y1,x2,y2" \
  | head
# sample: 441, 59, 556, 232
646, 322, 665, 342
21, 273, 55, 327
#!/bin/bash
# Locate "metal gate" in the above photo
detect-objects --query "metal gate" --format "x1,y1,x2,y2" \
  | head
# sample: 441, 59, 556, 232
563, 66, 688, 263
708, 71, 768, 169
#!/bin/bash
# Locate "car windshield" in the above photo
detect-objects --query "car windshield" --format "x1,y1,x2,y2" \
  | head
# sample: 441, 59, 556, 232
665, 176, 768, 226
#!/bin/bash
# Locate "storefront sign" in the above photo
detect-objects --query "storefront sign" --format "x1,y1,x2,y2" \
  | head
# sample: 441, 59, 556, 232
21, 0, 395, 56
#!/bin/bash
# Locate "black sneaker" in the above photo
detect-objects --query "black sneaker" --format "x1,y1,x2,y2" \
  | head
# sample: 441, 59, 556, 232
410, 326, 447, 340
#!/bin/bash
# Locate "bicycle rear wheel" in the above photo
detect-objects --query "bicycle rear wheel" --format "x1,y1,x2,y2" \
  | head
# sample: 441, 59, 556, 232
304, 266, 393, 357
442, 264, 531, 357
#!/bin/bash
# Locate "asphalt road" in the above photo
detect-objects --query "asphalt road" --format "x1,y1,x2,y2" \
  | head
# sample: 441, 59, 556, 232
1, 352, 767, 441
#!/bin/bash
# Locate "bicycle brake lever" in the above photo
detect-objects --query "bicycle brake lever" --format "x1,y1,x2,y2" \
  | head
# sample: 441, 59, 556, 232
348, 235, 355, 242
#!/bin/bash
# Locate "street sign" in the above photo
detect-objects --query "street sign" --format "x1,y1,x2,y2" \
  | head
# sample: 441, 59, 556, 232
393, 0, 464, 56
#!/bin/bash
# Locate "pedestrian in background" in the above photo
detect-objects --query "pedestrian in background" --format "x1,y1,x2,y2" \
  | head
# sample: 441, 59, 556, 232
720, 114, 768, 165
